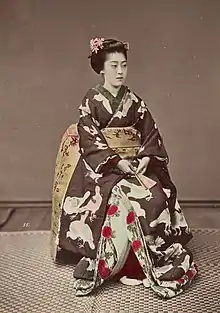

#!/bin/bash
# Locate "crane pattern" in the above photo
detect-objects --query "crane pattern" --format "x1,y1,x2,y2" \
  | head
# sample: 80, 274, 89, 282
57, 85, 197, 298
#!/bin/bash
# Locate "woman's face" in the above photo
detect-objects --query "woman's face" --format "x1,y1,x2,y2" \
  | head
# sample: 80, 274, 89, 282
101, 52, 128, 88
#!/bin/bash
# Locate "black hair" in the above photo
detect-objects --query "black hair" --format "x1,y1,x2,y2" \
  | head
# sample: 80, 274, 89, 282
89, 38, 128, 74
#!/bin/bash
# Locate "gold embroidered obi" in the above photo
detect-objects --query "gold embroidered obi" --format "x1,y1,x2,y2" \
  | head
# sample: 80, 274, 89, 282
64, 125, 141, 158
101, 126, 141, 158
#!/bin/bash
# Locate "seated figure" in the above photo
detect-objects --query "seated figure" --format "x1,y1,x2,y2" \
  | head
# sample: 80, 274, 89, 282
51, 37, 198, 298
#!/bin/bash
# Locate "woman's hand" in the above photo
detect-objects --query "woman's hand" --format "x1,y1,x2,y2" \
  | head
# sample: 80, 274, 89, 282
136, 157, 150, 175
117, 159, 136, 175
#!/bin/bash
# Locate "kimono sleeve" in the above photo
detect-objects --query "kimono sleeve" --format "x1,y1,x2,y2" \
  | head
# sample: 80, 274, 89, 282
134, 99, 169, 163
77, 97, 121, 173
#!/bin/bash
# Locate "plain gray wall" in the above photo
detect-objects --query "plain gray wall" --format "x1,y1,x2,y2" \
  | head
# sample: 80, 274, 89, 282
0, 0, 220, 201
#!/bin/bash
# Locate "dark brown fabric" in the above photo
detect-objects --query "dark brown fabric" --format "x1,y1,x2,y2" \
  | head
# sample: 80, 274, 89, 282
58, 86, 181, 260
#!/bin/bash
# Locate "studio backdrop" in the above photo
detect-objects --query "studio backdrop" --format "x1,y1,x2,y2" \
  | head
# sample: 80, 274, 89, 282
0, 0, 219, 203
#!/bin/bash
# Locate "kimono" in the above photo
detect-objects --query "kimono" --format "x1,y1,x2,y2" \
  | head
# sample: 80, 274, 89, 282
54, 84, 198, 299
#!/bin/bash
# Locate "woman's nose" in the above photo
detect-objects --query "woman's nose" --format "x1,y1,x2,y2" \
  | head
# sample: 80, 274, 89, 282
117, 66, 123, 74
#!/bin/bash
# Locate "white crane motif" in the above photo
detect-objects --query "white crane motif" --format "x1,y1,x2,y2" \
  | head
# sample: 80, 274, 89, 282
67, 211, 95, 250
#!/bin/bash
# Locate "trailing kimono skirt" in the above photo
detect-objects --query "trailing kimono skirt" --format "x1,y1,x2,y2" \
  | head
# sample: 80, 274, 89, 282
51, 124, 198, 299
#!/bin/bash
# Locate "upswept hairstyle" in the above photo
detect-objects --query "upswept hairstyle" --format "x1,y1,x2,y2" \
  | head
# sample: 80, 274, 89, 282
89, 38, 129, 74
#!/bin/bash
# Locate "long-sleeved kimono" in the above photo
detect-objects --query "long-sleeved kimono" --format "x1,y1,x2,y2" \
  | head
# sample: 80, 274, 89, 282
56, 84, 198, 298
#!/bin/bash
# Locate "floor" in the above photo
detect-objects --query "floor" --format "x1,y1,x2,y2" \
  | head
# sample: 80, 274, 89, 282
2, 229, 219, 312
1, 206, 220, 313
0, 207, 52, 231
1, 207, 220, 313
0, 206, 220, 231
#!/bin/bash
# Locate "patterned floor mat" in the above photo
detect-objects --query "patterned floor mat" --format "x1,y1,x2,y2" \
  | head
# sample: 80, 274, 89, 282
0, 229, 219, 313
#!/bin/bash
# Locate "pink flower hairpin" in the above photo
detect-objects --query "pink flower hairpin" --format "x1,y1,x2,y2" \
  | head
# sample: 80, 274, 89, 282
90, 37, 105, 54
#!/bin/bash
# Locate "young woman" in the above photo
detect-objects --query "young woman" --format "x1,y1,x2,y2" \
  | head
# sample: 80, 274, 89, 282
52, 37, 198, 298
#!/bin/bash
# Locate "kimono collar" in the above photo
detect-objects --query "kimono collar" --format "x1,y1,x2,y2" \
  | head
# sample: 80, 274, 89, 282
96, 84, 127, 107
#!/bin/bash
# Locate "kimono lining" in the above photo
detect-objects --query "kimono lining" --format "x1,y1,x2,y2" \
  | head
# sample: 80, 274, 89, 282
94, 85, 129, 125
95, 84, 127, 104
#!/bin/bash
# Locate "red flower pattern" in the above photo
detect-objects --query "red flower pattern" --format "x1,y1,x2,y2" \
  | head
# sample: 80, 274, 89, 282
132, 240, 142, 252
99, 266, 111, 279
102, 226, 112, 239
126, 211, 136, 224
186, 269, 194, 280
98, 259, 106, 271
98, 259, 111, 279
107, 205, 118, 216
176, 278, 185, 285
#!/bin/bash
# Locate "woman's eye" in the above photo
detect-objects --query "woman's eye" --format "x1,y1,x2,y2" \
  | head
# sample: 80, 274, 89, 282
112, 65, 117, 68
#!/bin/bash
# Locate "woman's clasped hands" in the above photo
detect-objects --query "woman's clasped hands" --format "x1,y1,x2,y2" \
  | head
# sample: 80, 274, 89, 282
117, 157, 150, 175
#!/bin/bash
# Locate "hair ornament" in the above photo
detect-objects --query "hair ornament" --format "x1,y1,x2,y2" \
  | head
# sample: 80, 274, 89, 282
123, 42, 129, 50
90, 37, 105, 54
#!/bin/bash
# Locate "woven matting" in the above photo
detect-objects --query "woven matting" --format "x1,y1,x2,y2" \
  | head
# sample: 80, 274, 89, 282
0, 229, 219, 313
